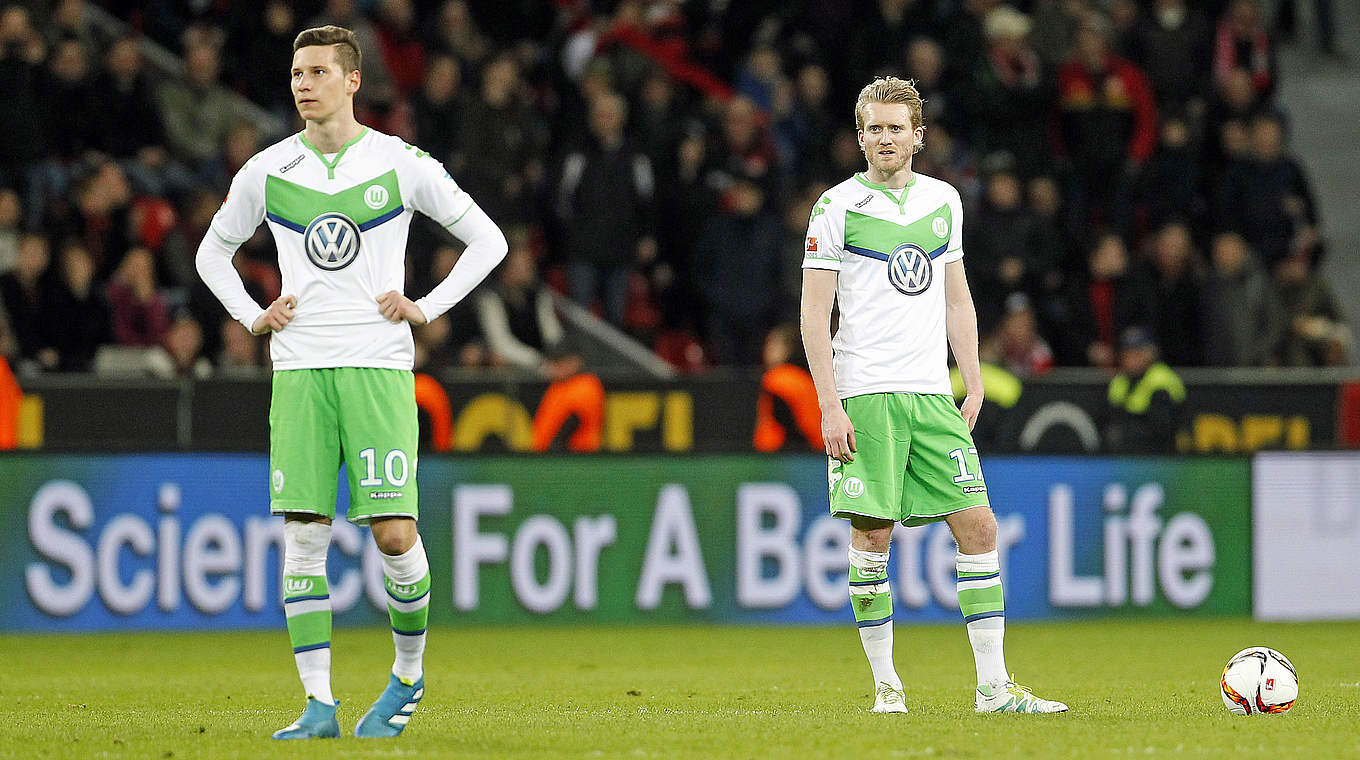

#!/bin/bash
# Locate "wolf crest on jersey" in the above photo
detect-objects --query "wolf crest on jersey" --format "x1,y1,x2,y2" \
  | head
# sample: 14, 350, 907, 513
802, 171, 965, 397
209, 128, 474, 371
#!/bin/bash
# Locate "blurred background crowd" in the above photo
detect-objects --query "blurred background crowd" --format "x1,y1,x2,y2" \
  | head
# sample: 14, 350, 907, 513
0, 0, 1350, 381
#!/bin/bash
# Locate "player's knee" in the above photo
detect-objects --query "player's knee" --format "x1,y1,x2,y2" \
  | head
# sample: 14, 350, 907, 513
370, 518, 418, 555
849, 515, 894, 553
951, 507, 997, 554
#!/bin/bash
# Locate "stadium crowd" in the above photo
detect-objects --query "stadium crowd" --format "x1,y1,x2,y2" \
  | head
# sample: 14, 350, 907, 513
0, 0, 1348, 378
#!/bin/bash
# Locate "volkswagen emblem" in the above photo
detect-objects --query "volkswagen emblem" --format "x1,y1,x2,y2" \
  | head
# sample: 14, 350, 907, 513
887, 243, 932, 295
303, 212, 361, 271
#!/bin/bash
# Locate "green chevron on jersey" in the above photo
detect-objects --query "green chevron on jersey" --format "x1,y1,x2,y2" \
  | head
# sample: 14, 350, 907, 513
844, 202, 952, 257
265, 170, 404, 230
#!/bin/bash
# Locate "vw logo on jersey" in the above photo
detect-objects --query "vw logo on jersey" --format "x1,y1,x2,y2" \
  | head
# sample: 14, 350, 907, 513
887, 243, 932, 295
364, 185, 388, 209
303, 212, 361, 271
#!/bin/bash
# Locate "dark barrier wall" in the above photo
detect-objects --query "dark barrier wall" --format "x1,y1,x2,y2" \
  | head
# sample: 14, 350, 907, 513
17, 369, 1359, 453
2, 453, 1250, 631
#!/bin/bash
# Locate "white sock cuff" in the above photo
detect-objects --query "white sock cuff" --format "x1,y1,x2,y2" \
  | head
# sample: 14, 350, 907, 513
956, 549, 999, 574
849, 547, 889, 575
283, 520, 332, 577
381, 535, 429, 585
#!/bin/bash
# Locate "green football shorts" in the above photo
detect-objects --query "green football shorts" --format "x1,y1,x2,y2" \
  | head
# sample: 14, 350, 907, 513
269, 367, 419, 525
828, 392, 991, 526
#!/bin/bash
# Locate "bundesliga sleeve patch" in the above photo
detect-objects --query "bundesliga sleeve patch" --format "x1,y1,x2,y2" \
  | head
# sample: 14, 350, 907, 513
806, 237, 818, 252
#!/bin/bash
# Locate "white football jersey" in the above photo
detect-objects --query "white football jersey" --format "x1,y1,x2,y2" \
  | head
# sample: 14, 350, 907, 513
802, 171, 964, 397
209, 128, 475, 370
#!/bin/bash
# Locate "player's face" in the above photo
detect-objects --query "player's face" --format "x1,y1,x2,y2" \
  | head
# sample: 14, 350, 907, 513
290, 45, 357, 123
858, 102, 920, 177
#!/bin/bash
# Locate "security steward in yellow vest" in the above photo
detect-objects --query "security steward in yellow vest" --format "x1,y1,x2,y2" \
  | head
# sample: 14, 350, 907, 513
1104, 326, 1186, 453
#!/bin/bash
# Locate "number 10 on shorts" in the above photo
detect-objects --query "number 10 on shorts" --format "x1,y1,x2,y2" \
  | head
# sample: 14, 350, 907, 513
358, 447, 411, 487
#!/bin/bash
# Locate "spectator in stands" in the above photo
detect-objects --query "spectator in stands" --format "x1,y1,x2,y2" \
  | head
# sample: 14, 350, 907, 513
457, 52, 544, 226
850, 0, 943, 93
53, 160, 133, 279
1202, 231, 1284, 366
215, 317, 266, 377
1274, 253, 1350, 366
148, 312, 211, 379
157, 38, 236, 170
421, 243, 485, 369
411, 54, 468, 169
967, 166, 1052, 331
426, 0, 488, 70
0, 5, 47, 194
1214, 0, 1276, 101
1103, 325, 1185, 453
711, 95, 779, 192
475, 230, 580, 379
1054, 11, 1158, 233
555, 90, 655, 328
1128, 0, 1211, 115
1134, 114, 1204, 234
1142, 220, 1205, 367
1030, 0, 1089, 70
42, 37, 97, 161
44, 0, 108, 54
107, 246, 169, 347
789, 64, 837, 181
694, 174, 782, 366
983, 293, 1055, 378
1215, 112, 1319, 269
907, 37, 957, 140
95, 35, 194, 199
200, 120, 261, 194
0, 187, 19, 274
45, 240, 109, 371
0, 233, 55, 369
962, 6, 1049, 178
235, 1, 296, 119
374, 0, 425, 97
1062, 232, 1155, 369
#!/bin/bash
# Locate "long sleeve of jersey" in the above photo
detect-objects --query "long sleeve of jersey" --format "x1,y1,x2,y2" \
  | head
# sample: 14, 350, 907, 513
405, 152, 508, 322
195, 159, 267, 332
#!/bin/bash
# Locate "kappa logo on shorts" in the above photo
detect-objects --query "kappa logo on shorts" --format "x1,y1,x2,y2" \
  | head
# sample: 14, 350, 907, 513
962, 484, 987, 494
843, 477, 865, 498
284, 578, 313, 594
371, 490, 404, 500
272, 469, 285, 493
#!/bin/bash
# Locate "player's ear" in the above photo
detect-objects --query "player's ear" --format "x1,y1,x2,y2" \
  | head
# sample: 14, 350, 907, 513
856, 130, 865, 149
347, 69, 361, 95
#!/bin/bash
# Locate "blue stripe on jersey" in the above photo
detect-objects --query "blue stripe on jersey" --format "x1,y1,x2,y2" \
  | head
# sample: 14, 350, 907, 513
359, 205, 405, 231
927, 242, 949, 259
266, 212, 305, 233
844, 244, 890, 261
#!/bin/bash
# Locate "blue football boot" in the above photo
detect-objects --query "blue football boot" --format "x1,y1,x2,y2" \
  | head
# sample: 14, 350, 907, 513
271, 698, 340, 739
354, 674, 424, 738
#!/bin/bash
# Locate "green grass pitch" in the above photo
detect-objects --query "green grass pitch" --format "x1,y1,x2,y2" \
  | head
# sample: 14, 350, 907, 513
2, 620, 1357, 759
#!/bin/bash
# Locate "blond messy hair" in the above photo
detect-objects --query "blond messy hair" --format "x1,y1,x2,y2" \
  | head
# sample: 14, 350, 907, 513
854, 76, 926, 154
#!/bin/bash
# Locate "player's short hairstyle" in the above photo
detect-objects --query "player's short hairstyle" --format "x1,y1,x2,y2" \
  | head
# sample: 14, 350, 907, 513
293, 25, 361, 74
854, 76, 926, 154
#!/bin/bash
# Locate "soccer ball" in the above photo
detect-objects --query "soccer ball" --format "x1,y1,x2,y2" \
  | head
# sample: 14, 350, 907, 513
1220, 647, 1298, 715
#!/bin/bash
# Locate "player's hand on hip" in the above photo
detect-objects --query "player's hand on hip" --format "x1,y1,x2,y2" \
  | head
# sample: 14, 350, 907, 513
822, 404, 857, 463
376, 290, 428, 325
959, 394, 983, 431
251, 294, 297, 334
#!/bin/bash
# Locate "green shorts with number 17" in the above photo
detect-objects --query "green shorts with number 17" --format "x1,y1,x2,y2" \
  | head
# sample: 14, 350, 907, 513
828, 392, 990, 526
268, 367, 418, 525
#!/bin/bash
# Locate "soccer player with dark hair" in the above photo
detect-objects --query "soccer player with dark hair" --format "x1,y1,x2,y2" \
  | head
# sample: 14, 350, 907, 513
196, 25, 507, 739
800, 76, 1067, 715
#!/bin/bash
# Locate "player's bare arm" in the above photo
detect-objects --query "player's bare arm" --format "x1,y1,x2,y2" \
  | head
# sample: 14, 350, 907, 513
252, 294, 298, 334
944, 259, 984, 430
800, 267, 856, 463
376, 291, 427, 325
